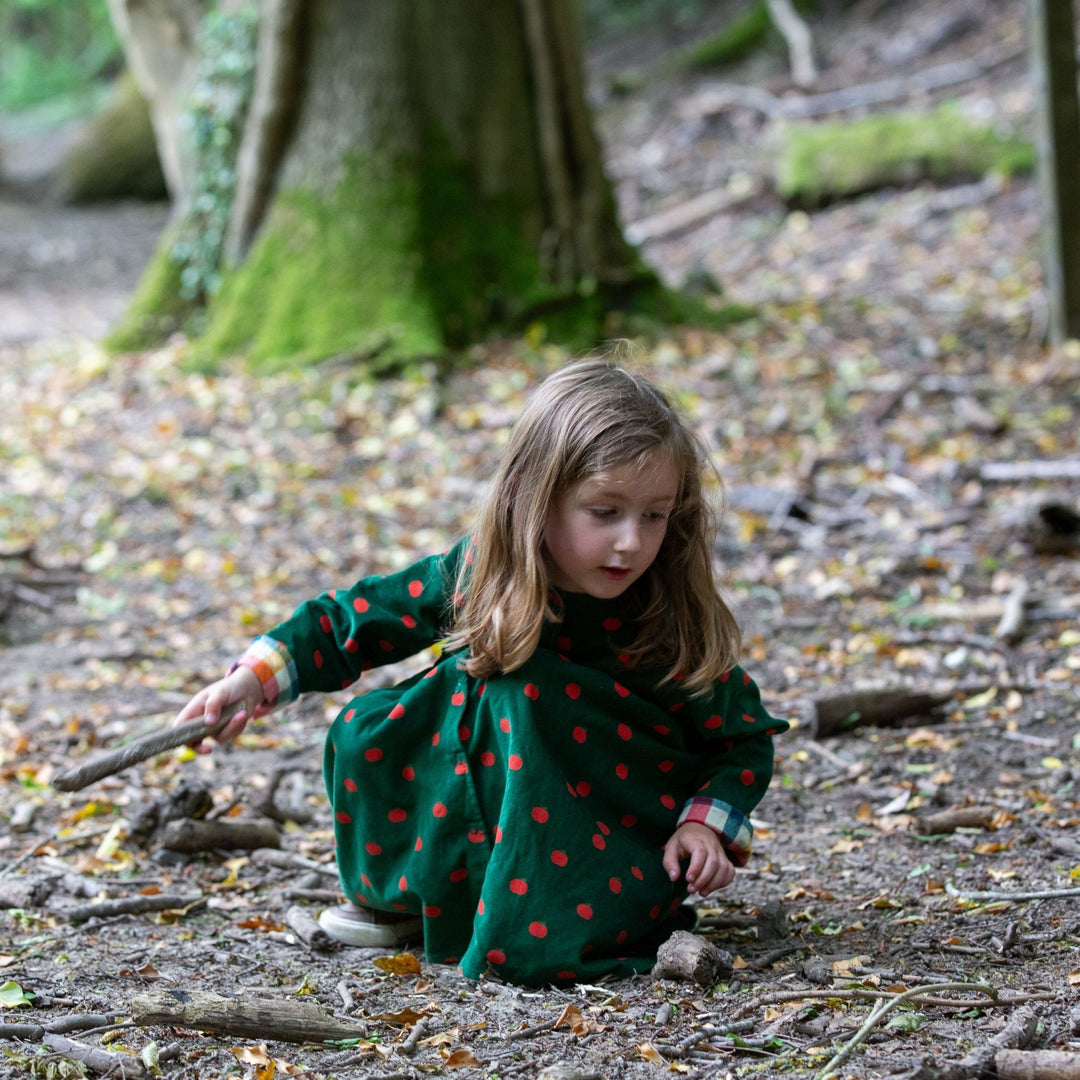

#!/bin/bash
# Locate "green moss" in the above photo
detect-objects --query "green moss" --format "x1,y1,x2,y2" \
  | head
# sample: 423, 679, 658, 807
681, 1, 772, 69
776, 105, 1035, 207
104, 226, 203, 352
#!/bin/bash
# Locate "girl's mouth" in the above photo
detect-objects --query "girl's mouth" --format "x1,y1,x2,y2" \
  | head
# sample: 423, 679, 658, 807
601, 567, 630, 580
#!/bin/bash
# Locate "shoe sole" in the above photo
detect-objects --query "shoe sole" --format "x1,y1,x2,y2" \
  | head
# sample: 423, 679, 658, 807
318, 907, 423, 948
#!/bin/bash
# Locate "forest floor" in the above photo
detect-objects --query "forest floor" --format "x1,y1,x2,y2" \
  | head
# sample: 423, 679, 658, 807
1, 0, 1079, 1078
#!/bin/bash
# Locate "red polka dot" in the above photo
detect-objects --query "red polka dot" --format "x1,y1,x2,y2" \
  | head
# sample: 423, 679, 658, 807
408, 579, 423, 597
402, 615, 417, 628
495, 826, 503, 842
615, 763, 628, 780
528, 921, 548, 938
388, 808, 406, 823
565, 683, 581, 699
364, 747, 383, 762
618, 652, 630, 665
415, 836, 423, 851
458, 724, 470, 742
361, 873, 371, 887
478, 683, 486, 697
343, 709, 355, 722
487, 948, 505, 964
621, 814, 638, 828
524, 683, 539, 700
399, 875, 408, 890
592, 834, 606, 850
617, 724, 632, 740
603, 617, 621, 631
557, 970, 576, 981
343, 778, 357, 792
609, 877, 622, 893
741, 769, 756, 785
423, 905, 441, 917
354, 597, 369, 613
654, 724, 670, 736
402, 766, 415, 780
508, 754, 523, 770
719, 671, 730, 683
744, 670, 751, 684
576, 781, 591, 797
509, 878, 528, 895
617, 929, 628, 944
649, 905, 661, 919
742, 712, 757, 724
551, 850, 568, 867
335, 811, 351, 824
314, 650, 323, 669
658, 760, 674, 772
631, 865, 643, 880
573, 726, 587, 743
450, 868, 468, 883
424, 667, 437, 679
499, 717, 511, 733
454, 761, 468, 775
432, 732, 440, 747
365, 842, 382, 855
576, 903, 593, 919
451, 691, 466, 706
344, 637, 359, 653
378, 640, 393, 651
660, 794, 676, 809
596, 821, 610, 835
389, 703, 405, 720
478, 899, 485, 915
319, 615, 332, 633
468, 829, 486, 843
704, 715, 723, 728
531, 806, 549, 823
614, 682, 630, 698
432, 802, 448, 817
555, 636, 571, 651
480, 751, 495, 766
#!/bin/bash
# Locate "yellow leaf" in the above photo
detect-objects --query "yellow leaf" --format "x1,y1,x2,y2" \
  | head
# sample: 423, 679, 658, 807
370, 1007, 433, 1026
1042, 757, 1064, 770
554, 1003, 584, 1032
637, 1041, 664, 1064
373, 952, 422, 976
1069, 970, 1080, 986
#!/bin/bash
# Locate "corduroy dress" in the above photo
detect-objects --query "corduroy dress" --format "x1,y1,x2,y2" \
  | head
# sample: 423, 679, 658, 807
233, 540, 787, 985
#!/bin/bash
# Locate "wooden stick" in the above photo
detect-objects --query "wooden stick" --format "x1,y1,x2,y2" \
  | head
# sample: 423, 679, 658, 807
42, 1033, 148, 1077
813, 688, 952, 737
130, 989, 367, 1044
67, 892, 205, 925
52, 705, 242, 792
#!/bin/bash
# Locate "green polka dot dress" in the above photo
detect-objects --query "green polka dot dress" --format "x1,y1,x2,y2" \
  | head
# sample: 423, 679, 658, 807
234, 540, 787, 985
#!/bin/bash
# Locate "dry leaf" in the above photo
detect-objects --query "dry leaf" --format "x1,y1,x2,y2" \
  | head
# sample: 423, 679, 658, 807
370, 1006, 433, 1026
373, 953, 422, 975
442, 1048, 482, 1068
637, 1041, 664, 1063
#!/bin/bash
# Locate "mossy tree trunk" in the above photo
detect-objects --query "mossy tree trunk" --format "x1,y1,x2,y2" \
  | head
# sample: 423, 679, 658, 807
109, 0, 657, 368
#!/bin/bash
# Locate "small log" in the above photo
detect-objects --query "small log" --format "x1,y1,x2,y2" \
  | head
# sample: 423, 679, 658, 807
130, 988, 366, 1044
995, 1049, 1080, 1080
52, 705, 242, 792
813, 688, 953, 737
994, 579, 1030, 645
652, 930, 733, 986
67, 892, 205, 924
284, 905, 337, 952
159, 818, 281, 853
917, 806, 997, 835
251, 847, 338, 877
766, 0, 817, 86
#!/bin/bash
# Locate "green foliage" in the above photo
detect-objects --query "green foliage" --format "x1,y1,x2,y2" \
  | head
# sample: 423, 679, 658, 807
680, 1, 773, 69
0, 0, 120, 111
777, 105, 1035, 207
169, 4, 259, 302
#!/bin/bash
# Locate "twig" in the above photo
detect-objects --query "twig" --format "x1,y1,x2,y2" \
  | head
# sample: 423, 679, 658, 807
398, 1016, 427, 1055
946, 881, 1080, 902
52, 704, 243, 792
505, 1017, 560, 1041
66, 892, 205, 925
814, 982, 996, 1080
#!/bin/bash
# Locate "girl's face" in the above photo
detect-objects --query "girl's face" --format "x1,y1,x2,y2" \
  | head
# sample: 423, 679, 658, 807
543, 453, 680, 598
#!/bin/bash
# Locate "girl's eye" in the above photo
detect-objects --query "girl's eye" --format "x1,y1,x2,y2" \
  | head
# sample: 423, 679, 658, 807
645, 511, 669, 522
588, 507, 617, 519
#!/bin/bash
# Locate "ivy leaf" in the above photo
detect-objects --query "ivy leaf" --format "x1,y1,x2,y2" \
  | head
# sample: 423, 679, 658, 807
0, 981, 34, 1008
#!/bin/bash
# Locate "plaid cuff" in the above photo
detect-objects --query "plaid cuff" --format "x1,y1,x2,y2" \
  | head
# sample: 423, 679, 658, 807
230, 635, 298, 708
678, 796, 754, 867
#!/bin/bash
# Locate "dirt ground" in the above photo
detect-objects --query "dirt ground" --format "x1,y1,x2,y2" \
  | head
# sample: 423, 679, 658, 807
1, 1, 1079, 1078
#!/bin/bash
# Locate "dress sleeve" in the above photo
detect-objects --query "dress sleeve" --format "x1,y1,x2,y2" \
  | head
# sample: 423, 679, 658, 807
231, 539, 467, 707
674, 667, 788, 866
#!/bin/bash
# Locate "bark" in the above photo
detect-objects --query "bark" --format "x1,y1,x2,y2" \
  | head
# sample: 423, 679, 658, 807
651, 930, 733, 985
813, 688, 953, 737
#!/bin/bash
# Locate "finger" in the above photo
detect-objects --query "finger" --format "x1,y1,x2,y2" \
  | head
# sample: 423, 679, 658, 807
684, 847, 708, 892
661, 838, 684, 881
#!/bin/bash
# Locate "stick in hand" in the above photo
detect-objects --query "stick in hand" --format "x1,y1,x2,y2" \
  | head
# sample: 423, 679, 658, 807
52, 703, 243, 793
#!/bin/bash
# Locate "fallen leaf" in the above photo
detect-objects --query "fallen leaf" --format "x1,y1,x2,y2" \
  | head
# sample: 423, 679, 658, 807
637, 1041, 664, 1063
373, 953, 422, 976
442, 1048, 482, 1068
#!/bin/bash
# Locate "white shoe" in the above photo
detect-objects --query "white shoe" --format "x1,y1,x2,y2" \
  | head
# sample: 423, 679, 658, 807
318, 903, 423, 947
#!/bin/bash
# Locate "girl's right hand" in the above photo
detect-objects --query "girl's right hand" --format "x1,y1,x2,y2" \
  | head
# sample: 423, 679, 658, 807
175, 667, 267, 750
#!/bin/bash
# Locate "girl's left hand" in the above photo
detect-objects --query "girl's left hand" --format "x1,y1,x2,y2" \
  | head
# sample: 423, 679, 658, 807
661, 822, 736, 896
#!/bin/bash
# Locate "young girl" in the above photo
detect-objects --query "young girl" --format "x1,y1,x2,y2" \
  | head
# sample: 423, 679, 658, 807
177, 358, 787, 986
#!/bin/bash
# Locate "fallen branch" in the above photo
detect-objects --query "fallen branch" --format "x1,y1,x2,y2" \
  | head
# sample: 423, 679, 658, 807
766, 0, 817, 86
813, 688, 952, 737
917, 806, 997, 835
995, 1049, 1080, 1080
41, 1033, 148, 1077
52, 705, 243, 792
67, 892, 205, 925
979, 459, 1080, 482
130, 988, 367, 1044
946, 881, 1080, 903
994, 579, 1030, 645
284, 904, 337, 952
652, 930, 733, 985
159, 817, 282, 853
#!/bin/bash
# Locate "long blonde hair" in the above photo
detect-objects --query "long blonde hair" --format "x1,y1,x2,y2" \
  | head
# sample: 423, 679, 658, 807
446, 357, 741, 693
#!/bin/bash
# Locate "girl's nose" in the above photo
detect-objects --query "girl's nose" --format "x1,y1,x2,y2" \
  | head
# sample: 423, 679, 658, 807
614, 521, 641, 552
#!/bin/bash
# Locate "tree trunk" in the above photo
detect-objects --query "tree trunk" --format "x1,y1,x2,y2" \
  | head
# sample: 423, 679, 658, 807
109, 0, 659, 367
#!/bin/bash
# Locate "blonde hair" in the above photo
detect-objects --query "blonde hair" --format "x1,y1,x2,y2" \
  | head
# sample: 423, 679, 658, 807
446, 357, 741, 693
